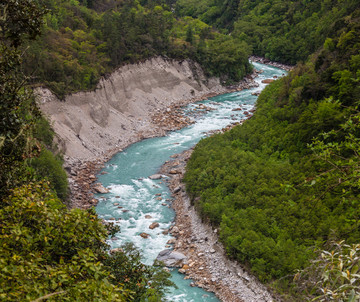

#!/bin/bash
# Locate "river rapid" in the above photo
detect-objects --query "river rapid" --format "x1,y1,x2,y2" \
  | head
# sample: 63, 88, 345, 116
95, 62, 286, 301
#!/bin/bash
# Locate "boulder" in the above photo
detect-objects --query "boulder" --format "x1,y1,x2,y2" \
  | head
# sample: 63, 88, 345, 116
156, 249, 187, 267
140, 233, 150, 239
173, 186, 182, 193
93, 183, 109, 194
169, 169, 180, 174
167, 238, 176, 244
261, 79, 274, 84
171, 226, 179, 233
149, 222, 160, 229
149, 174, 162, 180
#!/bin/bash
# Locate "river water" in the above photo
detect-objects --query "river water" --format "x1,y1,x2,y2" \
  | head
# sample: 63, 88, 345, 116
95, 62, 285, 301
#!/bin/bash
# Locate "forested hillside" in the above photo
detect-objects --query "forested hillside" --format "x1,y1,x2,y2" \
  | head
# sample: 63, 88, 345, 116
25, 0, 252, 98
184, 5, 360, 300
175, 0, 359, 64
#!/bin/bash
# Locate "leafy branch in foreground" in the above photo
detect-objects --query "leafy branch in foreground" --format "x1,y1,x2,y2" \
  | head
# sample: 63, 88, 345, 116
295, 241, 360, 301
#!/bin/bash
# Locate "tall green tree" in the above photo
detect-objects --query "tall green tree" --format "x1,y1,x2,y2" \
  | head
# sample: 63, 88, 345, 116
0, 0, 46, 198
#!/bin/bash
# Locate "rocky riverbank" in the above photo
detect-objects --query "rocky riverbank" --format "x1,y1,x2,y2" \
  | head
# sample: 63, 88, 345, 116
58, 65, 261, 209
159, 148, 278, 302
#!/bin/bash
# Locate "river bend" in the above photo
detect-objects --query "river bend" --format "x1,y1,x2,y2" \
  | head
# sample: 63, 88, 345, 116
95, 62, 286, 301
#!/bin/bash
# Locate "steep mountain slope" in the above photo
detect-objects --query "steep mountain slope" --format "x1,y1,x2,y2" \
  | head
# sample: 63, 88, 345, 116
184, 6, 360, 300
175, 0, 359, 64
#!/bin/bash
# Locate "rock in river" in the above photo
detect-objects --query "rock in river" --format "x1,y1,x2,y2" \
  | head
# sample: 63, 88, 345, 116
149, 174, 162, 180
149, 222, 160, 229
156, 249, 187, 267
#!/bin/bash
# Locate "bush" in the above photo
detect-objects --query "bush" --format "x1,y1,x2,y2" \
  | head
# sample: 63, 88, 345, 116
29, 149, 69, 201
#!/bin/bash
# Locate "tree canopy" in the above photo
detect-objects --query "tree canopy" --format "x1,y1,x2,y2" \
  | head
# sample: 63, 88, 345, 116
184, 7, 360, 299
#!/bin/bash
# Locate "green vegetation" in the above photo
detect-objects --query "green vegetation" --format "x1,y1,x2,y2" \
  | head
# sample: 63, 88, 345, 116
296, 241, 360, 301
184, 7, 360, 299
24, 0, 252, 98
0, 1, 174, 300
175, 0, 360, 64
0, 182, 174, 301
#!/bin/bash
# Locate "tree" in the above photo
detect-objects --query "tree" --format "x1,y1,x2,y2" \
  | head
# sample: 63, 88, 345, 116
0, 0, 46, 197
186, 25, 194, 45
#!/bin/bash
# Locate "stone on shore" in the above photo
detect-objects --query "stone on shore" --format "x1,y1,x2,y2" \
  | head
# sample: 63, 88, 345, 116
169, 169, 180, 175
261, 79, 274, 84
110, 248, 124, 254
156, 249, 187, 267
93, 183, 109, 194
173, 186, 182, 193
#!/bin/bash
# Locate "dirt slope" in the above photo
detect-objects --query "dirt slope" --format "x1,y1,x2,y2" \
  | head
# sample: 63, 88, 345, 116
36, 57, 228, 161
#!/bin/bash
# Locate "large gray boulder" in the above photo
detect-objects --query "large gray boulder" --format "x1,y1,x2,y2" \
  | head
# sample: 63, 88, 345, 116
156, 249, 187, 267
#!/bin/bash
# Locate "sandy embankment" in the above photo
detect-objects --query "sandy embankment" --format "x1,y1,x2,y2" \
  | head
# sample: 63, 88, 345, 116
36, 56, 256, 208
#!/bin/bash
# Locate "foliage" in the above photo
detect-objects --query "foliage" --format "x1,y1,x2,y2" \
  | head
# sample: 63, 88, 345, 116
0, 182, 129, 301
104, 243, 175, 301
296, 241, 360, 301
0, 0, 68, 201
184, 9, 360, 298
24, 0, 252, 98
28, 149, 69, 201
0, 0, 46, 198
175, 0, 360, 64
0, 182, 175, 301
33, 116, 55, 149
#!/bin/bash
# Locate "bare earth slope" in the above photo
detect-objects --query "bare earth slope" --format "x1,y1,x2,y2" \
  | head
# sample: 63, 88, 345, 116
36, 57, 228, 161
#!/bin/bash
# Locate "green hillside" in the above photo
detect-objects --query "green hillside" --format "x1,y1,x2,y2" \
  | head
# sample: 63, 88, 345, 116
175, 0, 359, 64
184, 6, 360, 300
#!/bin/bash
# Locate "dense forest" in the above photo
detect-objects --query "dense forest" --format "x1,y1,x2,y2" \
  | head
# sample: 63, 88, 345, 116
184, 2, 360, 300
175, 0, 360, 64
25, 0, 252, 98
1, 0, 360, 300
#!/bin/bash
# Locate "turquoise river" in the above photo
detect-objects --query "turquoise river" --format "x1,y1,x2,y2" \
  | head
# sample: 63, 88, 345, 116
95, 62, 286, 301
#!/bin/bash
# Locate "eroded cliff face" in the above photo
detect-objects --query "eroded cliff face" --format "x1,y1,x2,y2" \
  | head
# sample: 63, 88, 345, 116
36, 57, 227, 161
